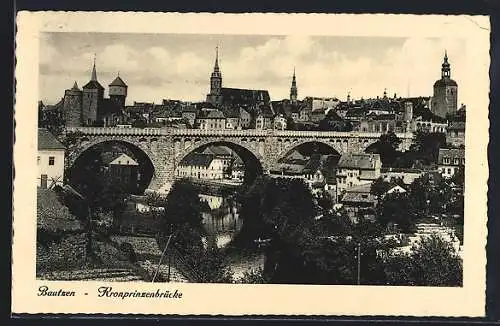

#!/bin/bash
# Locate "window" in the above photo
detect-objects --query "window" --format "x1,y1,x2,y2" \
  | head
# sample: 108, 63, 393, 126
48, 156, 55, 166
447, 168, 452, 174
443, 157, 450, 164
37, 156, 40, 165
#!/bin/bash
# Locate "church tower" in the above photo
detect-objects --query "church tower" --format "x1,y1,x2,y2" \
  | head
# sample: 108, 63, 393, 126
290, 67, 298, 102
63, 81, 83, 127
82, 55, 105, 126
431, 51, 458, 118
109, 73, 128, 108
206, 46, 223, 105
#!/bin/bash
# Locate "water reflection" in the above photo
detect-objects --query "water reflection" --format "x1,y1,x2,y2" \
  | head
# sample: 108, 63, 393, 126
199, 193, 243, 248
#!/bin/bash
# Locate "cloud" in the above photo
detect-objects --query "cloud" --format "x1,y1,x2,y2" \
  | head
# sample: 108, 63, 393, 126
39, 34, 469, 107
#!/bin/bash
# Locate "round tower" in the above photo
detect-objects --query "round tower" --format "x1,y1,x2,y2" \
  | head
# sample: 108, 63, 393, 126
63, 81, 83, 127
109, 73, 128, 108
431, 51, 458, 118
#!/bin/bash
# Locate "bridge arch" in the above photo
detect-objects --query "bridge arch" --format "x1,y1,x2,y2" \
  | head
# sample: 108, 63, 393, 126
175, 139, 265, 184
68, 139, 156, 195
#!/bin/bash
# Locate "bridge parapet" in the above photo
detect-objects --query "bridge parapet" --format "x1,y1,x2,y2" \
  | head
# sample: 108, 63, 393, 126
66, 127, 413, 140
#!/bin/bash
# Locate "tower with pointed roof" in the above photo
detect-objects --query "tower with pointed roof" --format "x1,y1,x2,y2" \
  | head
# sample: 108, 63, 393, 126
109, 73, 128, 108
63, 81, 83, 127
290, 67, 298, 102
82, 55, 105, 126
207, 46, 223, 105
431, 51, 458, 118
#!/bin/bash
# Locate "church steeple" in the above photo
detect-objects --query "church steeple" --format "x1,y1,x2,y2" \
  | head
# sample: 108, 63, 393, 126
214, 45, 220, 73
208, 45, 222, 101
290, 67, 298, 101
441, 50, 451, 78
91, 54, 98, 81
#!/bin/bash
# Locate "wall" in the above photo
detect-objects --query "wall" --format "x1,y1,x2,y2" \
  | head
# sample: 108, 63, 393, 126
38, 149, 65, 188
36, 232, 87, 273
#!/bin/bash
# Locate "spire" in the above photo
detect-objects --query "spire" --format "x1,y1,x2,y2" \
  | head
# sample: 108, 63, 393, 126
214, 45, 220, 72
91, 53, 97, 81
290, 67, 298, 101
72, 81, 79, 90
441, 50, 451, 78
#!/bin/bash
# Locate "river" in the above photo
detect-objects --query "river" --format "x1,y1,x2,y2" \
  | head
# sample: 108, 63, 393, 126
198, 192, 265, 281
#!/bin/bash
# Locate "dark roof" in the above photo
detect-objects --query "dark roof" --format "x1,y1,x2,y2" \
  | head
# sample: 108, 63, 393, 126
38, 128, 65, 150
37, 188, 84, 233
341, 190, 377, 204
179, 153, 215, 167
109, 76, 128, 87
434, 77, 458, 87
303, 154, 322, 174
447, 121, 466, 131
258, 104, 274, 117
201, 146, 232, 157
338, 153, 380, 169
198, 109, 225, 119
220, 88, 271, 108
82, 80, 105, 90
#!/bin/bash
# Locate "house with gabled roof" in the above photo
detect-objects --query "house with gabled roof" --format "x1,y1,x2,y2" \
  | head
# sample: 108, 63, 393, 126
38, 128, 66, 189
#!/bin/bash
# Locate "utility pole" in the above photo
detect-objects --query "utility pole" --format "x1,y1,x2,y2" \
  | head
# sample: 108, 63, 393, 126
152, 226, 174, 283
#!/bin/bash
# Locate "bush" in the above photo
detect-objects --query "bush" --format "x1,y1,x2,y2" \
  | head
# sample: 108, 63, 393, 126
119, 242, 137, 263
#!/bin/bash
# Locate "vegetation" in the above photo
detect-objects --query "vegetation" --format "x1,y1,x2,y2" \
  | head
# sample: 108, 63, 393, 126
158, 179, 233, 283
383, 234, 463, 286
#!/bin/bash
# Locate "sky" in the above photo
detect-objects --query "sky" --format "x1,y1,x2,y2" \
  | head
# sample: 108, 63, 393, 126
39, 33, 469, 106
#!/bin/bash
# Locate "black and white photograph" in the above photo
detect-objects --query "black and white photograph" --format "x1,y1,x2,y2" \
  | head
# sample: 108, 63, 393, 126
13, 12, 489, 316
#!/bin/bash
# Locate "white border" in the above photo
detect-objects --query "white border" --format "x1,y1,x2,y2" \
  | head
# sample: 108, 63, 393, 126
13, 12, 490, 316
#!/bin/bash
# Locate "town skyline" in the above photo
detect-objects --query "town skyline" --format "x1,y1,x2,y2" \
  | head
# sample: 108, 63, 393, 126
40, 33, 468, 107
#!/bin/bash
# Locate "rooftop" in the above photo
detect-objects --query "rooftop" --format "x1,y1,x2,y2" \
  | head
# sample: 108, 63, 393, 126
338, 153, 381, 169
109, 75, 128, 87
38, 128, 65, 150
37, 188, 84, 233
179, 152, 216, 168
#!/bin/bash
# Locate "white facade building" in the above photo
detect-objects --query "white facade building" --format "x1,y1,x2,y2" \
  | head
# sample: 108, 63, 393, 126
37, 128, 65, 189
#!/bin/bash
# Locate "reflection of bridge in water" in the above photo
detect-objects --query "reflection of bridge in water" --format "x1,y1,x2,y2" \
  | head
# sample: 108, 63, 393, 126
66, 127, 414, 193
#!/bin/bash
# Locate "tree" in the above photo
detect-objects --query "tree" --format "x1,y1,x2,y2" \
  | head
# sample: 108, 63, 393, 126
366, 131, 402, 166
182, 246, 234, 283
384, 234, 463, 286
377, 192, 416, 233
409, 131, 447, 166
370, 177, 391, 198
160, 180, 204, 252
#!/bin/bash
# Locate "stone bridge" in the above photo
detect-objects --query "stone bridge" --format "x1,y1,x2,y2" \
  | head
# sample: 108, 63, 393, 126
65, 127, 414, 193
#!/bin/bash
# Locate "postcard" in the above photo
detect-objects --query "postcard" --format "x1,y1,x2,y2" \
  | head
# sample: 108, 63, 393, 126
12, 12, 490, 316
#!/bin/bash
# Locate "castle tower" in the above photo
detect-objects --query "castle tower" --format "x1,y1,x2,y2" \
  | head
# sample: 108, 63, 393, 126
290, 67, 298, 102
206, 46, 223, 105
63, 81, 83, 127
431, 50, 458, 118
109, 73, 128, 108
82, 55, 105, 126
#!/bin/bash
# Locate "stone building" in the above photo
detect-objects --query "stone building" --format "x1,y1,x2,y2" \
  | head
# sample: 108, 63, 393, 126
38, 128, 65, 189
63, 57, 127, 127
438, 148, 465, 178
205, 46, 271, 120
336, 153, 382, 201
196, 109, 226, 130
176, 153, 225, 180
431, 51, 458, 118
446, 121, 466, 147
